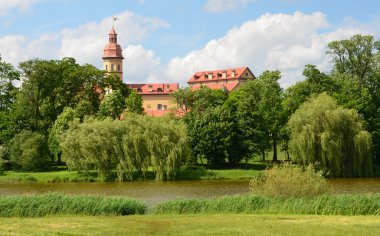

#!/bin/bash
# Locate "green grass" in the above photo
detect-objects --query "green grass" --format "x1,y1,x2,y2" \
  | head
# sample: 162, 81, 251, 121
0, 193, 148, 217
0, 170, 98, 183
154, 194, 380, 215
0, 214, 379, 236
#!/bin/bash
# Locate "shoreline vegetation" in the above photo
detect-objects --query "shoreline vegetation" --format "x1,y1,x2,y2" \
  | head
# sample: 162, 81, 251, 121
0, 193, 379, 217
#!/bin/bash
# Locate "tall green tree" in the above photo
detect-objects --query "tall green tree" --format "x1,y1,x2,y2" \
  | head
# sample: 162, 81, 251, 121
327, 34, 380, 89
98, 90, 126, 119
125, 90, 144, 114
288, 93, 372, 177
229, 70, 285, 161
0, 57, 19, 145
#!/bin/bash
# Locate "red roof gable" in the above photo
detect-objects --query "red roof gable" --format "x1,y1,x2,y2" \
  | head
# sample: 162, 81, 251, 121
187, 67, 254, 83
127, 83, 179, 95
190, 82, 240, 92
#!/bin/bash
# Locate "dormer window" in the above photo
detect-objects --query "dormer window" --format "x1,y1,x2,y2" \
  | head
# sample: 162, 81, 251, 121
137, 88, 142, 92
148, 85, 153, 92
157, 88, 163, 92
166, 84, 170, 91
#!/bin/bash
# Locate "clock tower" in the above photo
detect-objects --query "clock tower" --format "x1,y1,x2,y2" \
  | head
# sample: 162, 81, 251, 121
103, 26, 124, 80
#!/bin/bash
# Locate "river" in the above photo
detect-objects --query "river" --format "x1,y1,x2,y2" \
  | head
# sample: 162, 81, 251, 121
0, 178, 379, 206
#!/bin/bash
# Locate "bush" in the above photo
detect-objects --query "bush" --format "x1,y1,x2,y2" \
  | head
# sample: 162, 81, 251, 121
0, 193, 148, 217
249, 163, 328, 198
9, 130, 50, 171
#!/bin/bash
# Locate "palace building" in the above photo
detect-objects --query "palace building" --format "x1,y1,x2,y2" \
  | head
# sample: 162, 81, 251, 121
102, 26, 255, 116
188, 67, 255, 92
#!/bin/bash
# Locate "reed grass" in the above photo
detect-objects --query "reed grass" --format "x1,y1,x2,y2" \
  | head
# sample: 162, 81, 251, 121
0, 193, 147, 217
154, 194, 380, 215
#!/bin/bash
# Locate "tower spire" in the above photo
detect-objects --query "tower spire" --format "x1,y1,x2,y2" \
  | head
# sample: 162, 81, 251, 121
103, 18, 124, 81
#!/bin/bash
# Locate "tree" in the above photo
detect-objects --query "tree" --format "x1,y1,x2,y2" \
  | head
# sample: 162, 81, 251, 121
187, 105, 245, 166
61, 115, 190, 181
288, 93, 372, 177
48, 107, 77, 163
0, 57, 19, 145
125, 90, 144, 114
12, 58, 111, 135
98, 90, 126, 119
9, 130, 50, 171
229, 70, 285, 162
327, 34, 380, 90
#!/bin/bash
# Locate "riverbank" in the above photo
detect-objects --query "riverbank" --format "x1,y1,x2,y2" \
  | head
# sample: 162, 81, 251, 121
0, 163, 266, 183
0, 214, 379, 235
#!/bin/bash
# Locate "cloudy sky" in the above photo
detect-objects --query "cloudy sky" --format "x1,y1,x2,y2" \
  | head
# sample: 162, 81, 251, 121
0, 0, 379, 87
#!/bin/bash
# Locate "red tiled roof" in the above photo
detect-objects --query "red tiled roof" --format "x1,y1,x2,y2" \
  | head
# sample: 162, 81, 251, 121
190, 82, 240, 92
127, 83, 179, 95
103, 27, 124, 59
187, 67, 253, 83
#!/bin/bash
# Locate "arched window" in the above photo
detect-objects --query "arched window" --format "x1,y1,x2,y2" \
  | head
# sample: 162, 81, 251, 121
157, 88, 163, 92
137, 88, 142, 92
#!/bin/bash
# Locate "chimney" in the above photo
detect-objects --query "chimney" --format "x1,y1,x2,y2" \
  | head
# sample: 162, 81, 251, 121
232, 70, 236, 78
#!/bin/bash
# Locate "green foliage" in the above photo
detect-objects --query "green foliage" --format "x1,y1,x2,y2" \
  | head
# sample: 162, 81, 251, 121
61, 115, 190, 181
250, 163, 328, 198
98, 90, 126, 119
125, 90, 144, 114
48, 107, 77, 163
154, 194, 380, 215
0, 193, 147, 217
9, 130, 50, 171
288, 93, 372, 177
228, 70, 285, 161
187, 105, 245, 166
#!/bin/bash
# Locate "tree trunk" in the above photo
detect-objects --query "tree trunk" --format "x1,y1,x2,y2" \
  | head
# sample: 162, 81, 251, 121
272, 136, 278, 162
262, 151, 265, 161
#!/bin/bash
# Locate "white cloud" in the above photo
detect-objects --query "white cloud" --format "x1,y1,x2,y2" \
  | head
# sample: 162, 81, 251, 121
149, 11, 374, 87
0, 11, 377, 88
0, 10, 168, 83
0, 0, 43, 15
204, 0, 254, 13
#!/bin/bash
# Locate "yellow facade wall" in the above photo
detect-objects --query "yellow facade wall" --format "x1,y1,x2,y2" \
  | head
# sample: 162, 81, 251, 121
104, 59, 123, 80
141, 94, 176, 111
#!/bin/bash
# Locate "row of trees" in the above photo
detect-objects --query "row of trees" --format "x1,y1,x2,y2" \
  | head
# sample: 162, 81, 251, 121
0, 34, 379, 178
171, 34, 379, 177
0, 57, 144, 171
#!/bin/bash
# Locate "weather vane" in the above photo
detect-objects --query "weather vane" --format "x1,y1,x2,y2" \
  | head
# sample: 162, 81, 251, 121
112, 16, 118, 27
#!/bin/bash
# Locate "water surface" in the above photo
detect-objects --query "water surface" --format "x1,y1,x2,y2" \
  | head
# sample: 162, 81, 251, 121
1, 178, 379, 206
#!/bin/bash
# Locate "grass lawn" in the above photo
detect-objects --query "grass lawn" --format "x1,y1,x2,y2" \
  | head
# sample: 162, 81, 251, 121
0, 170, 97, 183
0, 214, 379, 235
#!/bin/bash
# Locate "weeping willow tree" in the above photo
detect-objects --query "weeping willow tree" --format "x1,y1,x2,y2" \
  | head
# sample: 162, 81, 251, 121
288, 93, 372, 177
146, 116, 190, 181
61, 114, 190, 181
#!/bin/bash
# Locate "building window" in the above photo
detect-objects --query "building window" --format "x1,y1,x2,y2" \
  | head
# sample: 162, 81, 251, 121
163, 105, 167, 110
137, 88, 142, 92
149, 85, 153, 92
118, 65, 121, 71
147, 104, 151, 109
105, 65, 108, 70
157, 104, 162, 110
111, 64, 114, 71
157, 88, 163, 92
166, 84, 170, 91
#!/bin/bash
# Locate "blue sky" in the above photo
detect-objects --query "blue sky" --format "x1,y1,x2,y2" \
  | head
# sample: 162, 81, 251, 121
0, 0, 379, 86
